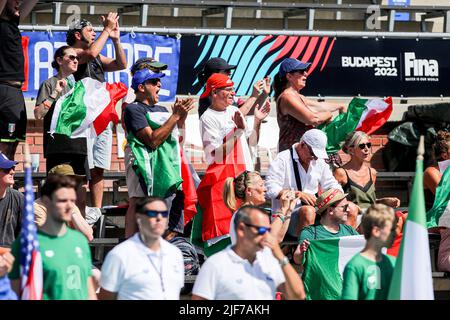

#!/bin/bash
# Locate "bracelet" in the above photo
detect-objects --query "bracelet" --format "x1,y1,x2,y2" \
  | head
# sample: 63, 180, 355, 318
271, 213, 286, 223
279, 256, 290, 267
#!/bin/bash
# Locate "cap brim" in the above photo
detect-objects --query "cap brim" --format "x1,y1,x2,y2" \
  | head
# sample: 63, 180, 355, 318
0, 160, 18, 169
225, 65, 237, 70
312, 147, 328, 159
149, 62, 168, 70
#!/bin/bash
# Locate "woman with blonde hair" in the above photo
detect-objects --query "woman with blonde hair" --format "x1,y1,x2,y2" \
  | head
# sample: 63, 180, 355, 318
223, 170, 298, 243
334, 131, 400, 212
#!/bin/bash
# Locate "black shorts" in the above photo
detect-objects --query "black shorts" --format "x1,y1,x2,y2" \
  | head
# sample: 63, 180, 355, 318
46, 154, 91, 180
0, 84, 26, 143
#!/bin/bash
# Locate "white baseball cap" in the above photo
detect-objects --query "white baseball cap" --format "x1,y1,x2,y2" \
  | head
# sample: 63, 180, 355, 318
301, 129, 328, 159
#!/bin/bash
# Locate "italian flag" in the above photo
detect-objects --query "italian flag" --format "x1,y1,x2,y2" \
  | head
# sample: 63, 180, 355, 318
127, 111, 183, 198
190, 129, 247, 257
388, 154, 434, 300
318, 97, 393, 154
50, 78, 127, 138
302, 235, 366, 300
427, 166, 450, 229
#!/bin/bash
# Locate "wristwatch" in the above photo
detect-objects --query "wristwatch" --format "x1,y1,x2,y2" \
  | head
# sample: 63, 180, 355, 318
279, 256, 290, 267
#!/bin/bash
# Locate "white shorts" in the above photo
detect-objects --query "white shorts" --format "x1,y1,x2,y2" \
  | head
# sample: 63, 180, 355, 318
87, 122, 113, 170
125, 146, 146, 198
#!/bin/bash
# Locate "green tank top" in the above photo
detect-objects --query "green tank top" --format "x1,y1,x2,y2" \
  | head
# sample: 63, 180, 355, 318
343, 168, 377, 209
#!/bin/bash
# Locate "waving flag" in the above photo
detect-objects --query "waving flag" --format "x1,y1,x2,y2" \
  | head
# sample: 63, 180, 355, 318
388, 136, 434, 300
20, 150, 43, 300
319, 97, 393, 154
302, 235, 366, 300
50, 78, 127, 138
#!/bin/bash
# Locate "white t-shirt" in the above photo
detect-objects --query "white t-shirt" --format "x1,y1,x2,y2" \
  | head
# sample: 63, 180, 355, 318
100, 233, 185, 300
199, 105, 254, 171
192, 246, 285, 300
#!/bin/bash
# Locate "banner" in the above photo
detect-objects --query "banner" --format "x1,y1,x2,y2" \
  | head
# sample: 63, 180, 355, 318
21, 32, 180, 101
178, 35, 450, 97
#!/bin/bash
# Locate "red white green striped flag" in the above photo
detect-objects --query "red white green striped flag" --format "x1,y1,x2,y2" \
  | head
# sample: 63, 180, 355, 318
319, 97, 393, 154
50, 78, 127, 138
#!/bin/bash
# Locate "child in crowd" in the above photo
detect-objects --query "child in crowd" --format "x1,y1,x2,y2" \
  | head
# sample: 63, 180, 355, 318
341, 204, 396, 300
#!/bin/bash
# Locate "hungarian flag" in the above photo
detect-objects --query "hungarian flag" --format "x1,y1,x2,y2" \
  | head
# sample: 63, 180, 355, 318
302, 235, 366, 300
318, 97, 393, 154
388, 145, 434, 300
190, 129, 247, 256
427, 166, 450, 229
127, 111, 183, 198
49, 78, 127, 138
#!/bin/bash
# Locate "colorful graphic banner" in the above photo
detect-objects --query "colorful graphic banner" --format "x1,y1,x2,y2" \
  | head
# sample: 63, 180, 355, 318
178, 35, 450, 97
21, 32, 180, 101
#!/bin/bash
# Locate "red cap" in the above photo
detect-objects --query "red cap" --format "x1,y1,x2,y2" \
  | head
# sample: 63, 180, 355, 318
200, 73, 234, 99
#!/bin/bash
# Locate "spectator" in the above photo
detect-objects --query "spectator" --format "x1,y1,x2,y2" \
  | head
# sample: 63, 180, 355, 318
197, 57, 270, 119
34, 45, 89, 216
192, 205, 305, 300
99, 197, 185, 300
200, 73, 268, 170
67, 15, 127, 211
424, 131, 450, 209
342, 204, 396, 300
122, 69, 194, 237
223, 170, 298, 243
273, 58, 346, 152
0, 153, 23, 248
266, 129, 359, 239
424, 130, 450, 272
9, 175, 97, 300
34, 164, 93, 242
334, 131, 401, 213
0, 250, 16, 300
293, 188, 359, 269
0, 0, 38, 160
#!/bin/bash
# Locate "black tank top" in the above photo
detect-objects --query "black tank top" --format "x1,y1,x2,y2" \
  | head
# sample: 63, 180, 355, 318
73, 56, 105, 82
0, 16, 24, 82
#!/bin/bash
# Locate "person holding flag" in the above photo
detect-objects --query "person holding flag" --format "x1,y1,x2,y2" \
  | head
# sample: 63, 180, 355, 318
122, 68, 194, 238
273, 58, 345, 153
67, 14, 127, 212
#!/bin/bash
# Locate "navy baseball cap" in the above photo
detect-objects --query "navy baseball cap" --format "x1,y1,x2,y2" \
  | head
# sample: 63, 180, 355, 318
131, 69, 166, 90
0, 153, 18, 169
279, 58, 311, 78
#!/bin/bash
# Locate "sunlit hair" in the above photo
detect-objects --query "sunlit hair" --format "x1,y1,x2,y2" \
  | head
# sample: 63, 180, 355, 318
361, 204, 395, 240
433, 130, 450, 161
223, 171, 262, 211
342, 131, 370, 154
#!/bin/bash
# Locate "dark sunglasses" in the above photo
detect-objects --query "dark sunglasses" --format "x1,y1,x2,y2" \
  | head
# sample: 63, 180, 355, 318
333, 204, 349, 212
144, 78, 160, 86
243, 223, 271, 235
358, 142, 372, 150
0, 166, 15, 174
141, 210, 169, 218
66, 55, 79, 61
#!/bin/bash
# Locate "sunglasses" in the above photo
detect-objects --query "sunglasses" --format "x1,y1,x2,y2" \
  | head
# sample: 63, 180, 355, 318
66, 55, 79, 61
141, 210, 169, 218
0, 166, 15, 174
243, 223, 271, 235
358, 143, 372, 150
144, 78, 160, 86
333, 204, 349, 212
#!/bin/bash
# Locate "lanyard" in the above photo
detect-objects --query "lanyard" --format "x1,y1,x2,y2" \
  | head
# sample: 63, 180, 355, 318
139, 235, 166, 297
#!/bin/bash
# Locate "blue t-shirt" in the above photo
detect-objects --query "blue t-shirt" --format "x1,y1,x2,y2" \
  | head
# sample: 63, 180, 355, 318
123, 101, 168, 136
0, 275, 17, 300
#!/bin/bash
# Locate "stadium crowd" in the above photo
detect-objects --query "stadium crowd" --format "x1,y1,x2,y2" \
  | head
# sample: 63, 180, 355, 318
0, 1, 449, 300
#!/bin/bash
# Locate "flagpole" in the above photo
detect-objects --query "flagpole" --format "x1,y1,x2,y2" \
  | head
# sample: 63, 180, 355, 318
417, 135, 425, 161
23, 143, 31, 170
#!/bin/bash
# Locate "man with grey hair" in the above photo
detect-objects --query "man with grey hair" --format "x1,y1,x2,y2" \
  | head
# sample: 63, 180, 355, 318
266, 129, 360, 238
192, 205, 305, 300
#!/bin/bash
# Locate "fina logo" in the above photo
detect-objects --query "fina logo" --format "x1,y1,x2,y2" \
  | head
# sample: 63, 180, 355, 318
404, 52, 439, 77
